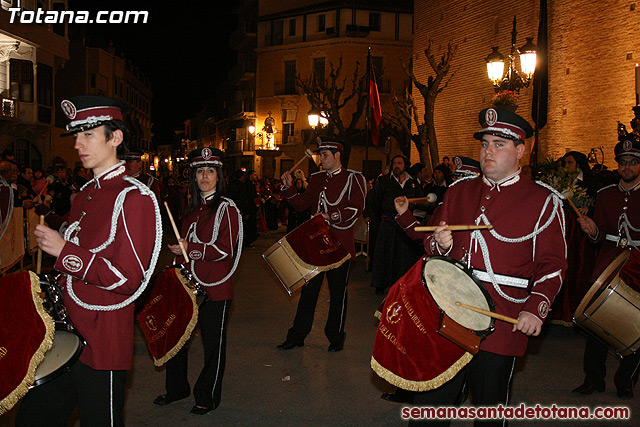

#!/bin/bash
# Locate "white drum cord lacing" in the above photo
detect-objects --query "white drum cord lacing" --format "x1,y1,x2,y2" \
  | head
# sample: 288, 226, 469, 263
65, 177, 163, 311
468, 190, 566, 304
186, 197, 243, 287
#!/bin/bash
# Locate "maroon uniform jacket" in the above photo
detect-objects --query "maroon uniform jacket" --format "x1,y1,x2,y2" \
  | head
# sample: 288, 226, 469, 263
131, 171, 161, 202
397, 172, 567, 356
55, 162, 162, 370
587, 181, 640, 289
283, 167, 366, 258
174, 194, 242, 301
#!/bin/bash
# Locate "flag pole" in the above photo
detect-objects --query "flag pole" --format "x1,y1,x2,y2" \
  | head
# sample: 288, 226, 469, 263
366, 47, 371, 160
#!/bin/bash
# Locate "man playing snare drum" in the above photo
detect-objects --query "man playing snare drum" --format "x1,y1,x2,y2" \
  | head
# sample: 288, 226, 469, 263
573, 136, 640, 399
395, 108, 567, 425
16, 96, 162, 426
277, 138, 366, 352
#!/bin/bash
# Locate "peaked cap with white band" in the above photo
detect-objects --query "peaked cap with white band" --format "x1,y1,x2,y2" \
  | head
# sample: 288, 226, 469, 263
60, 95, 128, 136
188, 147, 224, 168
473, 107, 534, 143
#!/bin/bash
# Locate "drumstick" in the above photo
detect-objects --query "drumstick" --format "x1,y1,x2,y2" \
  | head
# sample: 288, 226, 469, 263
36, 215, 44, 275
407, 195, 437, 204
455, 302, 519, 325
164, 202, 189, 263
566, 197, 595, 234
414, 224, 494, 232
37, 181, 49, 198
288, 149, 314, 174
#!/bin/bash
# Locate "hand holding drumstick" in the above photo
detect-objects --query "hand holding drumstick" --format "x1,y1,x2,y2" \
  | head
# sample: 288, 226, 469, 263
456, 302, 543, 336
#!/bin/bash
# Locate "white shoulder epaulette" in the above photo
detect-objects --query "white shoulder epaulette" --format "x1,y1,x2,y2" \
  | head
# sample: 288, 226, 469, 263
597, 183, 616, 194
449, 174, 479, 188
535, 180, 564, 199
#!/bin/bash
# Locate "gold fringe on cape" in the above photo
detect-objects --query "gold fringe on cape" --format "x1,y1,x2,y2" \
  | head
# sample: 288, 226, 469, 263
152, 269, 199, 367
370, 352, 473, 392
0, 272, 55, 415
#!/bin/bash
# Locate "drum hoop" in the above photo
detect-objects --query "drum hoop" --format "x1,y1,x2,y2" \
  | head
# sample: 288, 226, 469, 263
421, 255, 495, 335
31, 331, 84, 387
574, 250, 631, 320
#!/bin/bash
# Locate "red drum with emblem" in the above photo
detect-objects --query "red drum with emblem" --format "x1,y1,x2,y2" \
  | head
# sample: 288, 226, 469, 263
371, 257, 494, 392
136, 266, 199, 366
262, 215, 351, 296
574, 249, 640, 357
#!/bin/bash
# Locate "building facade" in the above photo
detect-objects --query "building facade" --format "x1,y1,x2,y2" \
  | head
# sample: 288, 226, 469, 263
1, 0, 69, 169
254, 0, 414, 178
413, 0, 640, 170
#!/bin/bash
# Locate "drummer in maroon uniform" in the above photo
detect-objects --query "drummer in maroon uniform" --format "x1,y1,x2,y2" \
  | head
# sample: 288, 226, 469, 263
16, 96, 162, 426
572, 137, 640, 399
153, 147, 242, 414
125, 148, 162, 201
277, 138, 366, 352
395, 108, 567, 425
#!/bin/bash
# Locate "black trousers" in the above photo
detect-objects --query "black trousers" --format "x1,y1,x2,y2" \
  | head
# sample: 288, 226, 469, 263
16, 360, 126, 427
409, 351, 516, 427
583, 334, 640, 390
164, 299, 231, 409
286, 261, 350, 345
371, 220, 423, 292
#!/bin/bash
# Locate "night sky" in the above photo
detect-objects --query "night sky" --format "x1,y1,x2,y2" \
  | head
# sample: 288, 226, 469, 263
67, 0, 237, 145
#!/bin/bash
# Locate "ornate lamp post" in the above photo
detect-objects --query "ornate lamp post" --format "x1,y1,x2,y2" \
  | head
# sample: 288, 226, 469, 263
485, 17, 537, 93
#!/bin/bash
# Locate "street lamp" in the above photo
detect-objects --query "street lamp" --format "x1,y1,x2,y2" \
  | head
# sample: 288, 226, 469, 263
307, 108, 328, 129
485, 16, 537, 93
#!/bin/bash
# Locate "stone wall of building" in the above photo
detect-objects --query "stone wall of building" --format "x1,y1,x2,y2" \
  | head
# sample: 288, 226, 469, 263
413, 0, 640, 169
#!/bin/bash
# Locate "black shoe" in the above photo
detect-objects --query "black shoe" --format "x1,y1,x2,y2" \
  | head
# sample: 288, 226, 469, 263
153, 394, 189, 406
277, 339, 304, 350
381, 391, 414, 403
617, 387, 634, 399
572, 383, 604, 395
190, 405, 213, 415
328, 342, 344, 352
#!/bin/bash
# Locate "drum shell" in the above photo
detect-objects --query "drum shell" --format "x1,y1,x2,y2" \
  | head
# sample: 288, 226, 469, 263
574, 251, 640, 357
263, 240, 321, 296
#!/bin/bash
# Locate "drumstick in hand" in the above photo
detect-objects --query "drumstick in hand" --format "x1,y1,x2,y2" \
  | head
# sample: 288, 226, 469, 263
288, 149, 314, 174
455, 302, 518, 325
566, 197, 595, 235
36, 215, 44, 275
164, 202, 189, 262
414, 224, 494, 232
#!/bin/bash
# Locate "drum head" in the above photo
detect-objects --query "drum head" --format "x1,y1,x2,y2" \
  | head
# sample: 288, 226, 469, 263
32, 331, 83, 387
423, 257, 492, 331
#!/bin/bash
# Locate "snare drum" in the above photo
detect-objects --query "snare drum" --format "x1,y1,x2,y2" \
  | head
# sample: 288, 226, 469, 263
422, 256, 495, 354
263, 215, 350, 296
574, 250, 640, 357
32, 274, 84, 387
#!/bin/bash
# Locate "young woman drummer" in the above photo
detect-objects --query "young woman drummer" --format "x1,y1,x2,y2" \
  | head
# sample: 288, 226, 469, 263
153, 147, 243, 415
